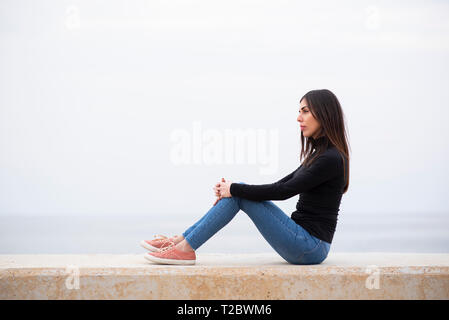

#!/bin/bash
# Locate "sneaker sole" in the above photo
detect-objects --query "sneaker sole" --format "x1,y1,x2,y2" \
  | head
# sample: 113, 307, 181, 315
140, 240, 161, 252
144, 253, 196, 265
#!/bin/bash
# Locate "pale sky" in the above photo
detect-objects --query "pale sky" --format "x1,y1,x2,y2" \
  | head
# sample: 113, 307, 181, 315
1, 0, 449, 222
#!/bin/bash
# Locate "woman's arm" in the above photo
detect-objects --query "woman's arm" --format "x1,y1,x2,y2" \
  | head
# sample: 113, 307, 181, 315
214, 166, 300, 203
229, 152, 342, 201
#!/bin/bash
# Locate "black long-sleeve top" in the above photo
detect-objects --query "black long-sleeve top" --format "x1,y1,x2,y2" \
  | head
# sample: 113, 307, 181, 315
230, 139, 346, 244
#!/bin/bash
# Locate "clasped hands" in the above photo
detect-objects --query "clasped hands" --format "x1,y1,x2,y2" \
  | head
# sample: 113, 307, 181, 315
212, 178, 233, 206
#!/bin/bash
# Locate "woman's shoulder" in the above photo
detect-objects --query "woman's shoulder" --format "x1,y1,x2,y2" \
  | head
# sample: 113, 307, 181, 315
318, 146, 346, 167
323, 145, 342, 157
304, 145, 346, 170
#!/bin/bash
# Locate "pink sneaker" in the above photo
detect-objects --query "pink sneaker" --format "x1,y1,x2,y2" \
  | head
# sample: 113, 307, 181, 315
140, 235, 179, 252
144, 245, 196, 265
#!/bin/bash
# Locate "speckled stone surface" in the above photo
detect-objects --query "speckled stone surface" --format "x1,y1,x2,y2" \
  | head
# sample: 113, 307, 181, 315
1, 252, 448, 299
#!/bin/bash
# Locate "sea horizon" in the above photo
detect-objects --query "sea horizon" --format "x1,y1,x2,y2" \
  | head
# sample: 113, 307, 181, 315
1, 211, 448, 254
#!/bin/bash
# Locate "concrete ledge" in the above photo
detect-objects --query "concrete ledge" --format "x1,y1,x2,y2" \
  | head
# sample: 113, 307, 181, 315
1, 253, 448, 299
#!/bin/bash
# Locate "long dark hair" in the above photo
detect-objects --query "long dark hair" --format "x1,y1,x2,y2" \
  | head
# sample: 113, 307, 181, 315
299, 89, 350, 193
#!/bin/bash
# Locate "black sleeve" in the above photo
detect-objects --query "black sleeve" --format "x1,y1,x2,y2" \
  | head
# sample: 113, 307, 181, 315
230, 153, 341, 201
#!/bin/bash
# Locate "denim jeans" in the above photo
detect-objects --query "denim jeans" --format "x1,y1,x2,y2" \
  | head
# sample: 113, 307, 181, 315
182, 182, 331, 265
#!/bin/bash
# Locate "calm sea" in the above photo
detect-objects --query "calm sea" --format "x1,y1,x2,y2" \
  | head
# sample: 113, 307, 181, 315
0, 211, 448, 254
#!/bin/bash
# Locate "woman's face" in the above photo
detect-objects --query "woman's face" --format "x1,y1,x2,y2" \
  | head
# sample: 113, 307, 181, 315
297, 99, 321, 139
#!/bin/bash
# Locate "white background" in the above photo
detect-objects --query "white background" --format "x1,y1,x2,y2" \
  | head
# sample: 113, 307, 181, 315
1, 0, 448, 253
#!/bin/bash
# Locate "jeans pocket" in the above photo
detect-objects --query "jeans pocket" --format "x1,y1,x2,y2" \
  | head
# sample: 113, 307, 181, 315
304, 239, 321, 255
298, 240, 327, 265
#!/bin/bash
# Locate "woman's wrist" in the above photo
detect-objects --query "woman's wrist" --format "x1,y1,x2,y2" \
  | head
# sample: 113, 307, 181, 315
229, 182, 235, 196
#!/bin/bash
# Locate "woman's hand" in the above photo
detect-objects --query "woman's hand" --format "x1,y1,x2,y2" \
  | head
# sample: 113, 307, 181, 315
212, 178, 233, 206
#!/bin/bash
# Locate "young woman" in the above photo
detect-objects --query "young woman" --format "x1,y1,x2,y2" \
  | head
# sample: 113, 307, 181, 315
141, 89, 350, 265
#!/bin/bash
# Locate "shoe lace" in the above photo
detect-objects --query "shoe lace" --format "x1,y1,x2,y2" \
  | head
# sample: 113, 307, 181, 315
153, 234, 177, 251
158, 240, 177, 253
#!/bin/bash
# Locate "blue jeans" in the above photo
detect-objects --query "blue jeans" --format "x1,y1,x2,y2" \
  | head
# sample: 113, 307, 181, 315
182, 183, 331, 265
